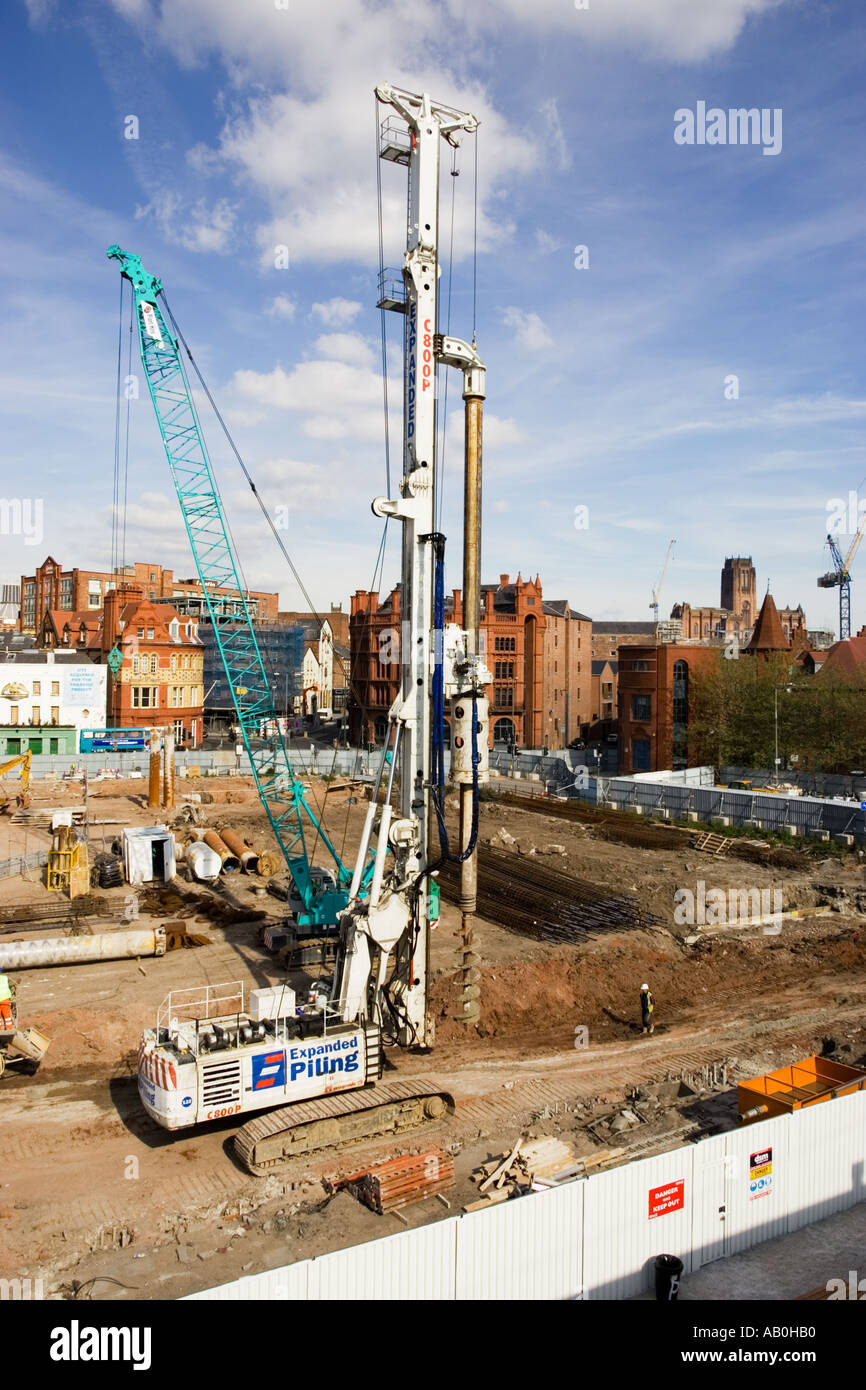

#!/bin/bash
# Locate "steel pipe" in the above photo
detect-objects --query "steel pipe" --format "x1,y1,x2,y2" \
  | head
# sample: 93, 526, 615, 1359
0, 928, 166, 970
218, 828, 260, 874
202, 830, 240, 872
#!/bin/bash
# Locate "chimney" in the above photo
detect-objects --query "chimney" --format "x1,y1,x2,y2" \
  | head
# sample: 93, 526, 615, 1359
499, 573, 509, 588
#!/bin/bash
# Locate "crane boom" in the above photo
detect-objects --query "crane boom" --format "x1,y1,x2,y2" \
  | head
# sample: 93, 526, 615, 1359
650, 538, 676, 622
107, 245, 371, 926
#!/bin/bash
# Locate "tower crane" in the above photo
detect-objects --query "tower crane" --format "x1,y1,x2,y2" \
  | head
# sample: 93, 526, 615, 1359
817, 517, 866, 641
650, 539, 676, 623
128, 82, 489, 1171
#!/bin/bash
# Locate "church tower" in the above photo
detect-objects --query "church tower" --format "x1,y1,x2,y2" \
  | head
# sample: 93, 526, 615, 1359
720, 556, 756, 631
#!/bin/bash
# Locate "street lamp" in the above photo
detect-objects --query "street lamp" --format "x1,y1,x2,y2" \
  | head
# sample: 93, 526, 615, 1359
773, 682, 793, 784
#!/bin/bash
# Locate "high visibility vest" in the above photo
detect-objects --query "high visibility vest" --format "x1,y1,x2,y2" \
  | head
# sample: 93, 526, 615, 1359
0, 975, 11, 1003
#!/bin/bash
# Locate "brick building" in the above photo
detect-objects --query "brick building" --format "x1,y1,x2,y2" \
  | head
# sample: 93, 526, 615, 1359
617, 592, 798, 773
541, 600, 592, 748
671, 557, 808, 650
19, 555, 278, 635
617, 642, 720, 772
349, 573, 548, 749
67, 586, 205, 746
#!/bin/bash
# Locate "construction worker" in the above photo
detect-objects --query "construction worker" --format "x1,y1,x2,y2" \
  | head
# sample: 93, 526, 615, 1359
0, 973, 14, 1032
640, 983, 654, 1035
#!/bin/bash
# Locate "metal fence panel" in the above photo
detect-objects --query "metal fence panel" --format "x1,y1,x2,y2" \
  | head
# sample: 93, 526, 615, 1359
691, 1131, 730, 1268
721, 1117, 790, 1256
455, 1180, 583, 1300
306, 1219, 457, 1301
582, 1149, 695, 1300
788, 1091, 866, 1231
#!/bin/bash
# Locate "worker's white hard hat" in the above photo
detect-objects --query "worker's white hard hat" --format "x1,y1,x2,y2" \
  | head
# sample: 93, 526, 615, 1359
640, 983, 649, 991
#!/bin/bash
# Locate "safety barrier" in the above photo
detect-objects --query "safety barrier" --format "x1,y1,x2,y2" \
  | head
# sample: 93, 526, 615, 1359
185, 1090, 866, 1301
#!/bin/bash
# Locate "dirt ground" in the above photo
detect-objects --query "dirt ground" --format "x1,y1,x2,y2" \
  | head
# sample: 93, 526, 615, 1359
1, 770, 864, 1300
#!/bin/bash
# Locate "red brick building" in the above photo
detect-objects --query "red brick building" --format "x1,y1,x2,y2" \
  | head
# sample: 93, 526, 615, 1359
349, 573, 548, 749
62, 586, 205, 747
541, 601, 592, 748
617, 642, 719, 772
617, 593, 801, 772
20, 555, 278, 634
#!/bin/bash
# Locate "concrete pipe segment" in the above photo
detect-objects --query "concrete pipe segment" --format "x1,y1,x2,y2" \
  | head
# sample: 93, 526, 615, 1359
217, 829, 260, 874
186, 841, 222, 881
0, 928, 167, 971
202, 830, 241, 872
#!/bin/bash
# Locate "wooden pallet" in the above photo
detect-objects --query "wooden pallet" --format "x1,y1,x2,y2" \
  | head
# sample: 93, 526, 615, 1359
691, 832, 731, 855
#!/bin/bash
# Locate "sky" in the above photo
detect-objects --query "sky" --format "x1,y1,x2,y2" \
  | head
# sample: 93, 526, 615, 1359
1, 0, 864, 633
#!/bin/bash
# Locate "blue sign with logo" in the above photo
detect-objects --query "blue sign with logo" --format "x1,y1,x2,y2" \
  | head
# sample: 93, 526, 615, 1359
252, 1050, 286, 1091
182, 1095, 192, 1108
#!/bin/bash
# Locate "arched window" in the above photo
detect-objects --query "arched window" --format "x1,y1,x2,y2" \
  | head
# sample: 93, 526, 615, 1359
171, 654, 177, 673
150, 654, 158, 674
132, 654, 140, 675
493, 717, 516, 748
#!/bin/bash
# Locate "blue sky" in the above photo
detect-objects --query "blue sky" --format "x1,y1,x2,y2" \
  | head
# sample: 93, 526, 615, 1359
1, 0, 864, 633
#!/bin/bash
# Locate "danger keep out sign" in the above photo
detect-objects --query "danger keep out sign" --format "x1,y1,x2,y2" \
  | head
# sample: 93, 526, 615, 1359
648, 1179, 685, 1220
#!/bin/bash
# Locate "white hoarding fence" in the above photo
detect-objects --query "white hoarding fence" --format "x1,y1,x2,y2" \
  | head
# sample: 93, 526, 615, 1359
187, 1091, 866, 1301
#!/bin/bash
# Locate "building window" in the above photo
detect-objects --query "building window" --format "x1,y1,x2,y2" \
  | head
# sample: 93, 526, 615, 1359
632, 738, 651, 771
10, 706, 18, 724
132, 687, 156, 709
631, 660, 650, 672
51, 681, 59, 696
148, 654, 157, 673
174, 719, 185, 742
631, 694, 651, 721
672, 659, 689, 770
171, 654, 178, 673
51, 706, 59, 723
32, 707, 41, 724
32, 681, 41, 695
146, 627, 154, 640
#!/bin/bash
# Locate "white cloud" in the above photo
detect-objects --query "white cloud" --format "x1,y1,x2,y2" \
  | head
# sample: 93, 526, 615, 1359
233, 354, 383, 441
479, 0, 789, 62
501, 306, 554, 352
312, 332, 375, 369
534, 228, 561, 255
134, 190, 237, 254
539, 97, 570, 172
267, 295, 296, 320
311, 297, 362, 327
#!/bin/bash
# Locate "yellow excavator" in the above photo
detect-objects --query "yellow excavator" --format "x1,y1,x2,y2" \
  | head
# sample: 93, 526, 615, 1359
0, 750, 32, 813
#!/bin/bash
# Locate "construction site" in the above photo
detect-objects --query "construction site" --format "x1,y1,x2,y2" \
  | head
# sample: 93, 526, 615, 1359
2, 16, 865, 1327
1, 741, 865, 1301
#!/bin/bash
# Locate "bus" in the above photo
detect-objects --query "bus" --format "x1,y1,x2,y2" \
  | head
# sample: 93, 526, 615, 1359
79, 728, 151, 753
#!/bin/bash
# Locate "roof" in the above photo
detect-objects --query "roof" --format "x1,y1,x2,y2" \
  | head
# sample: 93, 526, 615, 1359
592, 658, 618, 676
542, 600, 592, 622
744, 592, 790, 653
819, 632, 866, 679
592, 621, 656, 635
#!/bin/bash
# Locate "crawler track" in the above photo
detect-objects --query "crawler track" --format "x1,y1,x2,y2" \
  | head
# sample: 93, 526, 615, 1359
234, 1079, 455, 1175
